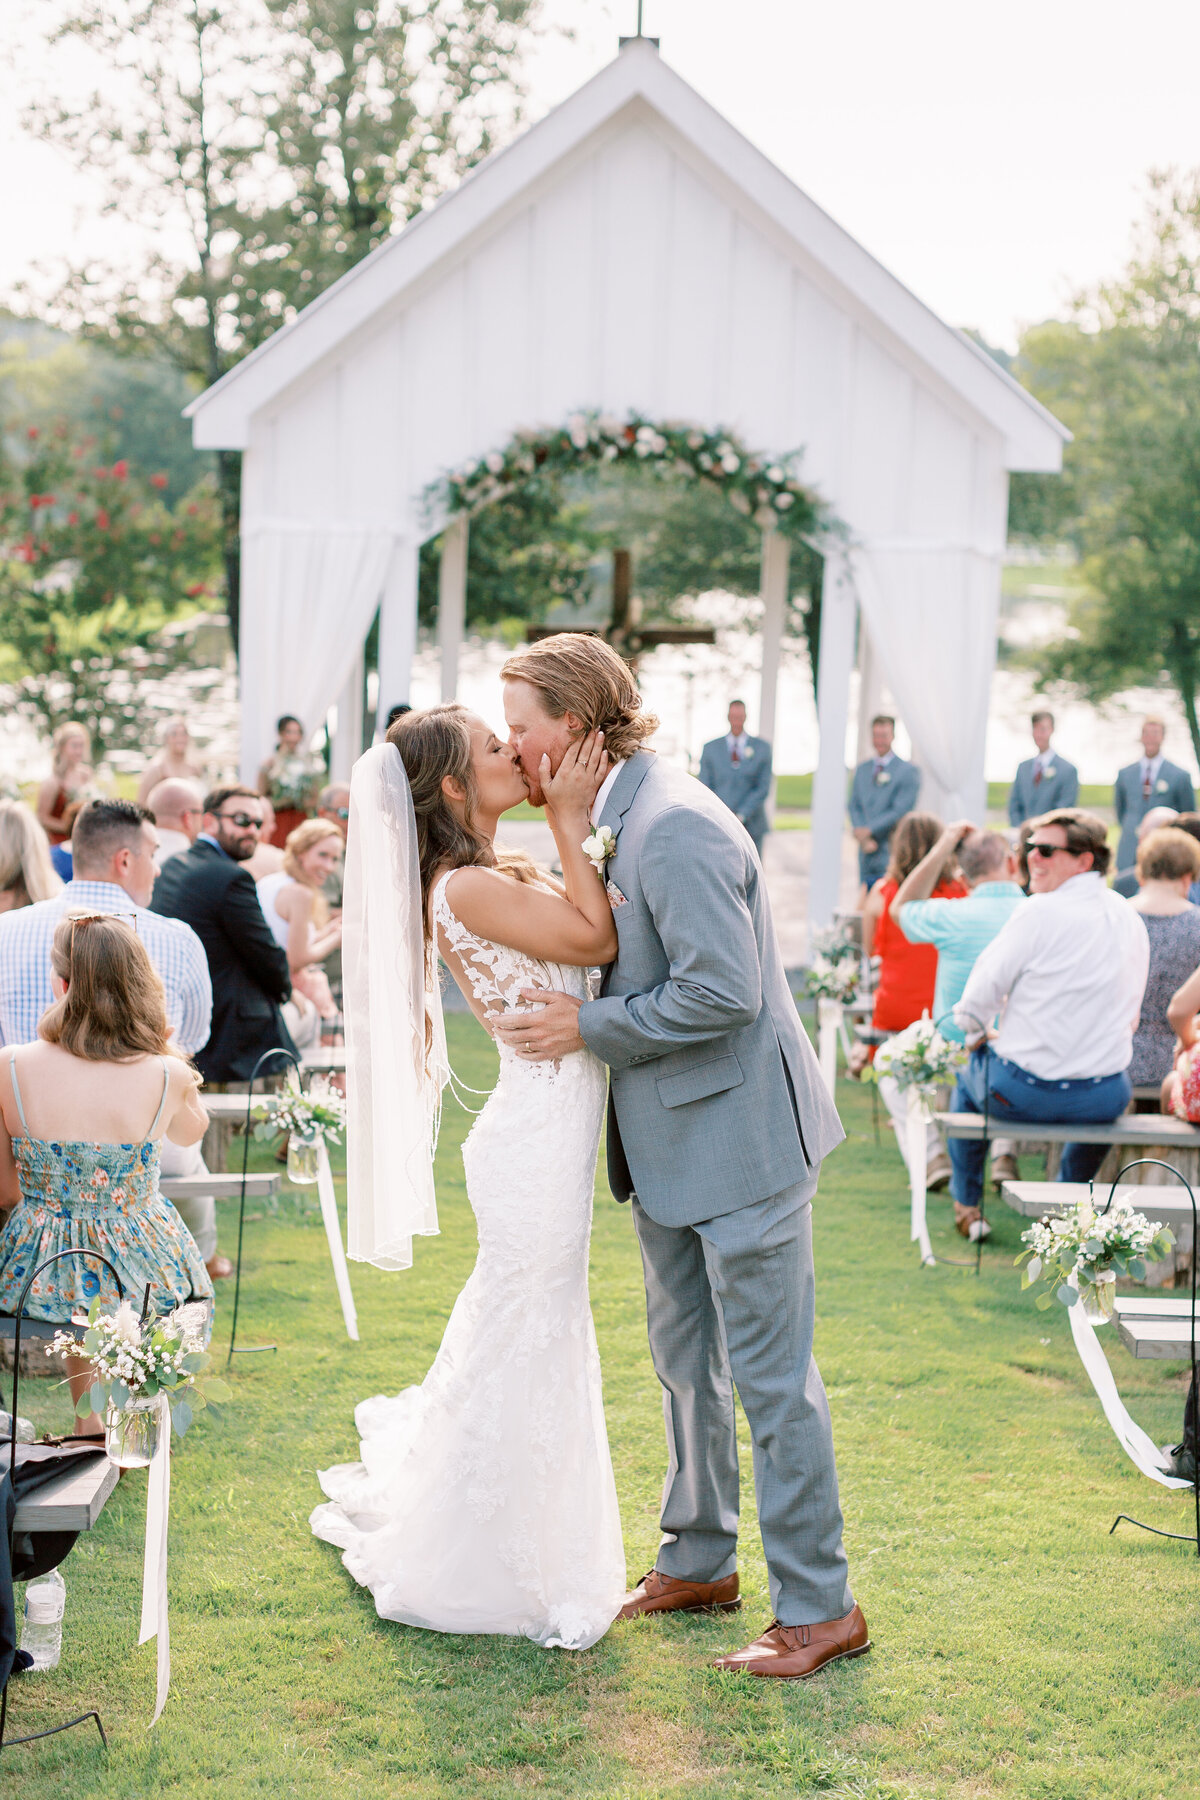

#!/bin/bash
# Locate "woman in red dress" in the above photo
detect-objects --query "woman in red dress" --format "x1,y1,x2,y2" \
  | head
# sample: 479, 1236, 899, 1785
863, 812, 967, 1191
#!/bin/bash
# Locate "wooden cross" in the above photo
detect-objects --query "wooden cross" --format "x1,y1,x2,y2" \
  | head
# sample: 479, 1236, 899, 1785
525, 548, 715, 672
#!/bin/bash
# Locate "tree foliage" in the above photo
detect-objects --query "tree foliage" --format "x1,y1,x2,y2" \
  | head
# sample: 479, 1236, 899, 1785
1015, 171, 1200, 766
21, 0, 540, 642
0, 420, 221, 745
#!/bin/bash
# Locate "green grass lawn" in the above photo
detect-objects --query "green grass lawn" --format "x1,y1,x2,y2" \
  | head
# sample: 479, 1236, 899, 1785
7, 1020, 1199, 1798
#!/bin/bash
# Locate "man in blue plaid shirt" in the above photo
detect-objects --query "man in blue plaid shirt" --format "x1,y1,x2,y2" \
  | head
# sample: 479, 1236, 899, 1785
0, 799, 211, 1052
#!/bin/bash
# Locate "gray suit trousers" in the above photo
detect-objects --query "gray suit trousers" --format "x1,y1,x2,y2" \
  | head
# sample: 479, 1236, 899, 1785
632, 1176, 853, 1624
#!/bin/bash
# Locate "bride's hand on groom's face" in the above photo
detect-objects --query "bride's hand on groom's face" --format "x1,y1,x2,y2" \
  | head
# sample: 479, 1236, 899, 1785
541, 731, 609, 820
493, 989, 586, 1059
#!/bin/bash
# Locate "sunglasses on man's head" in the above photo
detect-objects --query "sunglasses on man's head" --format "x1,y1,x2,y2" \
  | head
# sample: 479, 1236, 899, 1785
1027, 840, 1070, 858
216, 812, 263, 830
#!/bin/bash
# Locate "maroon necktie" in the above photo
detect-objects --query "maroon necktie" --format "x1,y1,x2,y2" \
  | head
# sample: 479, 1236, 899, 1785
1033, 765, 1043, 788
731, 742, 740, 767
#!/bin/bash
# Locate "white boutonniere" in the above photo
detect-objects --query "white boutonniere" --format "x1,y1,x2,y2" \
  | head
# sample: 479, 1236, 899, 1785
1044, 765, 1056, 779
874, 769, 890, 786
582, 825, 616, 875
1156, 778, 1170, 793
743, 745, 754, 759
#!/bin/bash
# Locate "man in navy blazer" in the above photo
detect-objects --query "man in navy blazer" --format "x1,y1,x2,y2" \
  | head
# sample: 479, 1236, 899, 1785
848, 716, 921, 889
698, 700, 773, 856
1114, 717, 1196, 874
1008, 710, 1079, 827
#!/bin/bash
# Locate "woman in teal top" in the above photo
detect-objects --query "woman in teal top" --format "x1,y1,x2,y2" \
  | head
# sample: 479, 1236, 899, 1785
0, 911, 213, 1424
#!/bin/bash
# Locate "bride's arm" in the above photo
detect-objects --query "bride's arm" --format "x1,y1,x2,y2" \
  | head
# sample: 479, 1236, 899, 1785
439, 733, 617, 967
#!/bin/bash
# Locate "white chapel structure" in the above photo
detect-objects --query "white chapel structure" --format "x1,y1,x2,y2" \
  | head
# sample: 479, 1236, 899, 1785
187, 37, 1067, 924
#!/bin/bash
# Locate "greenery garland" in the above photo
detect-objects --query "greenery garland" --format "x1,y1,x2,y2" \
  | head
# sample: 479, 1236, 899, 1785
431, 411, 826, 543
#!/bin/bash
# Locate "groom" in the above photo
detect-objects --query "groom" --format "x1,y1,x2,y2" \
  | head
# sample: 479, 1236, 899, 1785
495, 635, 869, 1679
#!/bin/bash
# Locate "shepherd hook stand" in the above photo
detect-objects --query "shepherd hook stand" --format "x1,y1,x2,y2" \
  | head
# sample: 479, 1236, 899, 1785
227, 1047, 301, 1363
1098, 1160, 1200, 1556
0, 1249, 126, 1754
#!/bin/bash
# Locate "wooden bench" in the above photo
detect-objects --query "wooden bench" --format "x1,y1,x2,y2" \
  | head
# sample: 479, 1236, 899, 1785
936, 1112, 1200, 1150
1117, 1314, 1200, 1359
160, 1172, 280, 1202
998, 1181, 1197, 1228
12, 1454, 119, 1534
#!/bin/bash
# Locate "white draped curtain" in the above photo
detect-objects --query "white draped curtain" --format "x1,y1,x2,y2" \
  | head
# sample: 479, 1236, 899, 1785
846, 544, 1002, 821
239, 522, 398, 781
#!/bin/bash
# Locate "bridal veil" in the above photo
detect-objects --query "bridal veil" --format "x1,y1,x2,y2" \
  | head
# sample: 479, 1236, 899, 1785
343, 742, 446, 1270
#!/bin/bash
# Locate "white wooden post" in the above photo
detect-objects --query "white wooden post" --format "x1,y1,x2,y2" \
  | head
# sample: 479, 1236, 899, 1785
757, 527, 789, 748
330, 651, 365, 780
809, 552, 858, 934
375, 539, 420, 738
438, 514, 469, 703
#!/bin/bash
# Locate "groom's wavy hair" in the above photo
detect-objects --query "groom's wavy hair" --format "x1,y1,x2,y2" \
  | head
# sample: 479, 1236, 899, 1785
500, 633, 658, 761
387, 705, 540, 941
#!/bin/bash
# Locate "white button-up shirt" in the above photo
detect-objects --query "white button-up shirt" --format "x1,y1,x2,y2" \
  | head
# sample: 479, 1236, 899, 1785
954, 871, 1149, 1080
590, 760, 625, 828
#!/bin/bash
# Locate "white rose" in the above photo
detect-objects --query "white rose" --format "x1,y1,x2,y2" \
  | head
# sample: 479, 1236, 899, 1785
485, 452, 504, 475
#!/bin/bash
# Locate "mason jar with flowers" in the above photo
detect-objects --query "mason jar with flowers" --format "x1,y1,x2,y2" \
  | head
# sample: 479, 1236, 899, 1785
1016, 1197, 1175, 1325
254, 1069, 347, 1185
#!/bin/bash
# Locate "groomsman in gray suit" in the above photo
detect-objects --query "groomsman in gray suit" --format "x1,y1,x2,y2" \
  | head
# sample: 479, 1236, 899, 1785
1008, 710, 1079, 827
848, 716, 921, 889
1114, 716, 1196, 874
698, 700, 773, 856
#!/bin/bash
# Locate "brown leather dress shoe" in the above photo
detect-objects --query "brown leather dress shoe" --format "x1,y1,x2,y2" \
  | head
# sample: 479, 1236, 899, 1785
618, 1568, 741, 1621
714, 1603, 870, 1679
205, 1253, 235, 1280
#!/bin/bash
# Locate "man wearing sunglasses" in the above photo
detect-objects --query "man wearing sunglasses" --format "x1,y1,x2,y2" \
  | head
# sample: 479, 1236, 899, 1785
151, 786, 296, 1093
946, 810, 1149, 1224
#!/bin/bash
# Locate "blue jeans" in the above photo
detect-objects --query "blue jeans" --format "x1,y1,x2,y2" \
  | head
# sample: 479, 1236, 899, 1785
948, 1048, 1132, 1208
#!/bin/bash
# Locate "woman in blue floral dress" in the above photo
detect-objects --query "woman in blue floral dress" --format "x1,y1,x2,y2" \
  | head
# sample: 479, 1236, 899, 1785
0, 911, 213, 1426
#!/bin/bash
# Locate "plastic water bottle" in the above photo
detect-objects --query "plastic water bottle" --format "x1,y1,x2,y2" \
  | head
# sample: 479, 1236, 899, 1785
0, 1410, 35, 1444
20, 1568, 66, 1671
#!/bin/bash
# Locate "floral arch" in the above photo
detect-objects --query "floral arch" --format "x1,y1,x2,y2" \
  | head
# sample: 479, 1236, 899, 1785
432, 410, 827, 548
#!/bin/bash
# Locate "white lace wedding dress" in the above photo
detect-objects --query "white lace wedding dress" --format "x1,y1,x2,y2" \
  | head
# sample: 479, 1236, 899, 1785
310, 870, 626, 1649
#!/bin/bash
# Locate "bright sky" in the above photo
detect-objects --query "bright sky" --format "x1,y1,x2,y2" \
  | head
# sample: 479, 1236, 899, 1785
2, 0, 1199, 348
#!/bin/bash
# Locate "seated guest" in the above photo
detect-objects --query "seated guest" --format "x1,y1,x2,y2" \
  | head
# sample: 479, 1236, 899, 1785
257, 819, 344, 1035
1112, 805, 1179, 898
244, 796, 285, 881
1128, 828, 1200, 1091
151, 787, 296, 1086
0, 913, 214, 1428
894, 820, 1026, 1209
0, 797, 223, 1277
147, 776, 205, 866
863, 813, 967, 1190
849, 715, 921, 894
1174, 812, 1200, 904
137, 715, 207, 808
1161, 943, 1200, 1119
1008, 710, 1079, 826
0, 799, 61, 913
950, 810, 1149, 1233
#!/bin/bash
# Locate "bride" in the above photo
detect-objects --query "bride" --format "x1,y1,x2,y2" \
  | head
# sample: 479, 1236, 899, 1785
310, 704, 627, 1649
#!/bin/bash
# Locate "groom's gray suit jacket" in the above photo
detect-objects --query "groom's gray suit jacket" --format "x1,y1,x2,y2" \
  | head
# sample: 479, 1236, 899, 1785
578, 751, 844, 1226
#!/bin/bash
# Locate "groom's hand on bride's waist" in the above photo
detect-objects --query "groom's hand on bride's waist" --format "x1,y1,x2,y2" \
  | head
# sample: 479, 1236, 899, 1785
494, 989, 586, 1059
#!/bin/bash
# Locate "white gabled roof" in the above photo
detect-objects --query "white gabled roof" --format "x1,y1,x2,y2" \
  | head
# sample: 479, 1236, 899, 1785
187, 39, 1067, 470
